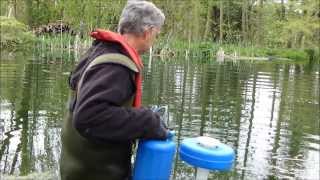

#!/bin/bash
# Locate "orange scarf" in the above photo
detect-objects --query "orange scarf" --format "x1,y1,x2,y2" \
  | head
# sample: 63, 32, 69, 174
90, 29, 143, 107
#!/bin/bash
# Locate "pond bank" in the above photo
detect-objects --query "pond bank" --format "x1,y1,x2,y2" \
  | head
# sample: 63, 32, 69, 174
1, 27, 318, 62
155, 40, 319, 62
33, 36, 320, 62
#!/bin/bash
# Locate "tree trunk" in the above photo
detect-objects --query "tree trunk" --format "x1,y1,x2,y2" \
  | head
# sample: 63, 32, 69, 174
97, 1, 102, 27
226, 0, 231, 42
203, 1, 212, 40
219, 0, 224, 43
25, 0, 33, 25
242, 0, 248, 42
247, 0, 253, 44
13, 0, 17, 17
192, 0, 200, 41
7, 0, 15, 18
257, 0, 264, 46
281, 0, 285, 20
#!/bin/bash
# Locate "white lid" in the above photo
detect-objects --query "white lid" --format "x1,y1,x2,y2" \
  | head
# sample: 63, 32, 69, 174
197, 136, 221, 149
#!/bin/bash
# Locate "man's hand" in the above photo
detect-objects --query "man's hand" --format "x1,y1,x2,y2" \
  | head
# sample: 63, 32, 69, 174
150, 105, 175, 139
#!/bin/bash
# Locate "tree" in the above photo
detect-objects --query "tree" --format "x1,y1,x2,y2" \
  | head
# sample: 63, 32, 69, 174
0, 0, 318, 50
257, 0, 264, 46
203, 0, 213, 40
281, 0, 286, 20
219, 0, 224, 44
242, 0, 248, 42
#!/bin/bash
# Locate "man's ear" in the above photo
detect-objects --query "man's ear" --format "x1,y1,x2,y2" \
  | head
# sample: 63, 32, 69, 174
142, 29, 151, 40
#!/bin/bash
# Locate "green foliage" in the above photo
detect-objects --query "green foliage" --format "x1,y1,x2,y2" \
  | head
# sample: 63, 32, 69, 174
153, 38, 309, 61
0, 16, 35, 50
0, 0, 318, 60
267, 48, 309, 61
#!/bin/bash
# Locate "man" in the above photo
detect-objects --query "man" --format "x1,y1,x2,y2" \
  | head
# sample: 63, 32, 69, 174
60, 1, 169, 180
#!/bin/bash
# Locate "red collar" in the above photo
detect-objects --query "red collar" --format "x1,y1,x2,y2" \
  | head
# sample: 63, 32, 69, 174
90, 29, 143, 70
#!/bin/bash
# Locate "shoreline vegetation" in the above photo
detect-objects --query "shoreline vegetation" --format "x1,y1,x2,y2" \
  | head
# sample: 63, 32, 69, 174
0, 16, 319, 63
1, 0, 319, 62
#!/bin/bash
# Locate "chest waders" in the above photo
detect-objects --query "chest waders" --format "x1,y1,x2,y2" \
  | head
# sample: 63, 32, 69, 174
60, 54, 139, 180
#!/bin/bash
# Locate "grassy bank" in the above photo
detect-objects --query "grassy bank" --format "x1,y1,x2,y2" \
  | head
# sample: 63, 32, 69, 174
2, 31, 318, 62
36, 36, 320, 62
155, 39, 318, 61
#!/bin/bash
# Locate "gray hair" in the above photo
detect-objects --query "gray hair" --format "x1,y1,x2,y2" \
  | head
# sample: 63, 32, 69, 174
118, 1, 165, 35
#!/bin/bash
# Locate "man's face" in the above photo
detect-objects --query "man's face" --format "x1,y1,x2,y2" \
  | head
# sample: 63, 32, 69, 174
139, 27, 160, 54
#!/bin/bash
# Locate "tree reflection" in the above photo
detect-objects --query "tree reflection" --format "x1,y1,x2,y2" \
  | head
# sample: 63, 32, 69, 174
0, 51, 318, 179
0, 50, 72, 177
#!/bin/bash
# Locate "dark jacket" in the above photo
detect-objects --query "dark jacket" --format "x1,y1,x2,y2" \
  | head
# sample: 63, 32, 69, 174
60, 40, 167, 180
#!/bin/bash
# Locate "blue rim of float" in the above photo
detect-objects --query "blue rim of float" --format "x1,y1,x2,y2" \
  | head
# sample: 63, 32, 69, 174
179, 137, 235, 171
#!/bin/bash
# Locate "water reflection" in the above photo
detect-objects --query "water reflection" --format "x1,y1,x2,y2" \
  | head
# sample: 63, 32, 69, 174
0, 51, 319, 179
0, 51, 72, 178
142, 58, 319, 179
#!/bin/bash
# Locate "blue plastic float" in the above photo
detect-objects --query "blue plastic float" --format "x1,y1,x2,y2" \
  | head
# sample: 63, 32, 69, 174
133, 135, 235, 180
179, 136, 235, 171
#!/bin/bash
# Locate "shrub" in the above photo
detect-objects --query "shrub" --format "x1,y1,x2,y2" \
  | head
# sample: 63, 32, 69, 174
0, 16, 36, 50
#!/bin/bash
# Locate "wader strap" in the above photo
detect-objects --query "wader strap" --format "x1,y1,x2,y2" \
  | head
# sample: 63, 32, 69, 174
76, 53, 139, 100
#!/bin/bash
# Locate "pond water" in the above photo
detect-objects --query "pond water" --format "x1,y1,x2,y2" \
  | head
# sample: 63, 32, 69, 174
0, 50, 319, 180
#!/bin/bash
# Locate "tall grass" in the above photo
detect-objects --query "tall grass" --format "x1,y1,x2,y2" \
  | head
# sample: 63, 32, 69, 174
153, 39, 313, 61
35, 34, 92, 61
34, 34, 315, 62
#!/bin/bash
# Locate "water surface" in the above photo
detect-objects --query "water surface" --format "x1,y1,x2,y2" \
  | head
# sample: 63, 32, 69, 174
0, 51, 319, 179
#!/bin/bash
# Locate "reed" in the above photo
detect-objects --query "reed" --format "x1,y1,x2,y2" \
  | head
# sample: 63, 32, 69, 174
33, 34, 314, 62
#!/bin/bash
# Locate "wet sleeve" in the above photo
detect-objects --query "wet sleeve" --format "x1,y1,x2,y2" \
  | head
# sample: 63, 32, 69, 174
72, 63, 168, 142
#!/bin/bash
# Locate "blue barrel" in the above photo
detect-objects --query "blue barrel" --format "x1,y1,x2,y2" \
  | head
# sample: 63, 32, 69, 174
179, 137, 235, 171
133, 138, 176, 180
